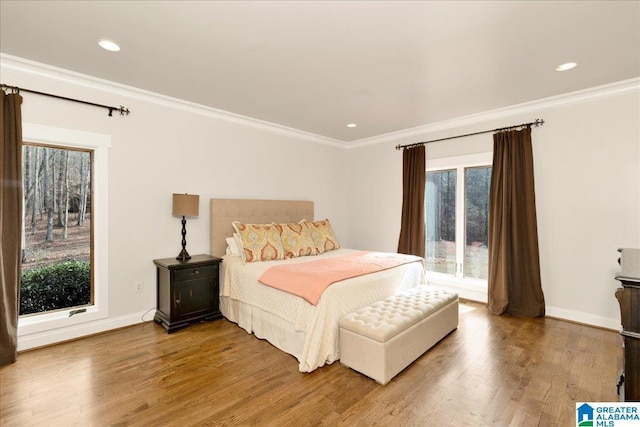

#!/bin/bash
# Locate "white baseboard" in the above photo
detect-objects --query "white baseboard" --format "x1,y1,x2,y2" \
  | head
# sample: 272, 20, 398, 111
17, 310, 156, 352
427, 279, 488, 305
448, 286, 488, 304
431, 282, 620, 330
545, 306, 620, 331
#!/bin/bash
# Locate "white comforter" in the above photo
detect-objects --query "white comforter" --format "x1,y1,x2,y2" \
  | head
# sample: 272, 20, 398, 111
220, 248, 426, 372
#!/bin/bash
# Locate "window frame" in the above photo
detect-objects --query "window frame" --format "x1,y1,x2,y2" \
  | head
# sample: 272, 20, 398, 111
425, 152, 492, 301
17, 123, 110, 343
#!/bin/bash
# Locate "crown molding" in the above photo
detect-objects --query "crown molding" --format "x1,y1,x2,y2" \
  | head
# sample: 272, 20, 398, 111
3, 53, 638, 151
346, 77, 640, 149
0, 53, 345, 148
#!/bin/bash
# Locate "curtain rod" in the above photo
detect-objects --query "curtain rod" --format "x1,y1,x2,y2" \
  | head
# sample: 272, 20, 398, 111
395, 119, 544, 150
1, 83, 130, 117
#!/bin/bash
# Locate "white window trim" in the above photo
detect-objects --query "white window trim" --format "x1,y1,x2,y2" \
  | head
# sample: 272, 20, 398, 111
17, 123, 110, 342
425, 152, 492, 302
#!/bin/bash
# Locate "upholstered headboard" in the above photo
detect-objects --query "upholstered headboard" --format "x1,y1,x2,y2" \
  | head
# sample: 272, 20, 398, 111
210, 198, 314, 257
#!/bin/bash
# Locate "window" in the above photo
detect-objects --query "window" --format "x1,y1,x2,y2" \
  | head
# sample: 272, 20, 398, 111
18, 123, 110, 349
424, 153, 492, 284
463, 167, 491, 280
21, 144, 92, 316
425, 169, 456, 275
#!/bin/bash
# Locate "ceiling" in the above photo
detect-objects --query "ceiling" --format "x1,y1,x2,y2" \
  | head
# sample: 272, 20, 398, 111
1, 1, 639, 143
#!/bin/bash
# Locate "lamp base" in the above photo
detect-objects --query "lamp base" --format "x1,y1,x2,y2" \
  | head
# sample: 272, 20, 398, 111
176, 248, 191, 261
177, 216, 191, 261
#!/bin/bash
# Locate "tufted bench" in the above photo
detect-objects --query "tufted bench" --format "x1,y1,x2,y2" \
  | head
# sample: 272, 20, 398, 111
339, 285, 458, 385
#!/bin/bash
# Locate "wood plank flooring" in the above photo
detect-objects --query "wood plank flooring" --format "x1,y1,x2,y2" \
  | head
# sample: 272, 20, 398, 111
0, 301, 623, 426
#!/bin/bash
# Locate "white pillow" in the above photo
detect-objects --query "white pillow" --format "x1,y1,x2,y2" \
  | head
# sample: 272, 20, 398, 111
225, 235, 241, 257
233, 233, 243, 255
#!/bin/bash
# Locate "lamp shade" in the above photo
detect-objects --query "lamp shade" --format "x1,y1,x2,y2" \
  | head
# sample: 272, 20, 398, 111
172, 193, 199, 217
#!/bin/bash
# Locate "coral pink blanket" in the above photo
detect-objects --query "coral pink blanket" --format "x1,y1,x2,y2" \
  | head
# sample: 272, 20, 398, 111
258, 251, 424, 305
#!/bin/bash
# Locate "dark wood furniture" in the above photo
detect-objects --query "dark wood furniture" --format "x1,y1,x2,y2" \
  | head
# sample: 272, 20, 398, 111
615, 248, 640, 402
153, 254, 222, 333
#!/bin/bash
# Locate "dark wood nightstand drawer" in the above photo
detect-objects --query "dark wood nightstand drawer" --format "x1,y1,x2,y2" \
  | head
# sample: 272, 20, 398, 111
174, 264, 217, 282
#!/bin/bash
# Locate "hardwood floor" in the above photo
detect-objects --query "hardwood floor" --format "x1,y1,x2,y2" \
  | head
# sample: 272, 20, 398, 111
0, 301, 622, 426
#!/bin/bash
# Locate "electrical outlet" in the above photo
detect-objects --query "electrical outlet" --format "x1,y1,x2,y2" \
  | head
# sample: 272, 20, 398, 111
134, 281, 143, 293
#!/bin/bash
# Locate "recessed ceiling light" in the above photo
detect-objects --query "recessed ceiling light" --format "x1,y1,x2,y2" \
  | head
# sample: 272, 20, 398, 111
347, 123, 357, 128
556, 62, 577, 71
98, 39, 120, 52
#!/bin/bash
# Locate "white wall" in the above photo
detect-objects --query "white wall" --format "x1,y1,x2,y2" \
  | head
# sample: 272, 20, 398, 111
4, 54, 638, 347
2, 57, 348, 348
344, 80, 640, 329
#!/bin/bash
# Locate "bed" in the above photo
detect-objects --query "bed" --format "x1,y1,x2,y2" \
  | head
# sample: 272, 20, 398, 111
209, 198, 427, 372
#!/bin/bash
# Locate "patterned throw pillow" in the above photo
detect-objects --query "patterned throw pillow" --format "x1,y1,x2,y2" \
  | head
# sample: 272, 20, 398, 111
275, 222, 316, 258
303, 219, 340, 254
232, 222, 285, 263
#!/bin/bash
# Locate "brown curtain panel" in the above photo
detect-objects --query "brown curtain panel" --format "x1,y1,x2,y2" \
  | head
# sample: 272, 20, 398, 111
0, 91, 23, 366
487, 127, 545, 317
397, 145, 425, 257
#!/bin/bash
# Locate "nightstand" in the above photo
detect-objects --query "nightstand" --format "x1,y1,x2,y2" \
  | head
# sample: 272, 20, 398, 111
153, 254, 222, 333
